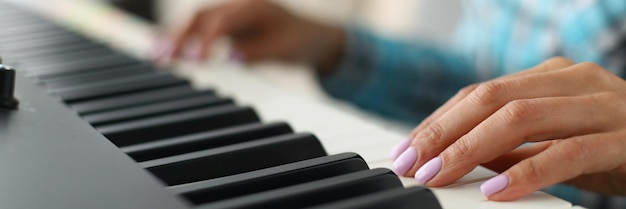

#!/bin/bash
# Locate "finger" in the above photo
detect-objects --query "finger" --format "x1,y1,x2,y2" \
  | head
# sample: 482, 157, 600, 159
481, 141, 553, 173
486, 131, 626, 201
400, 58, 577, 176
156, 6, 222, 64
408, 57, 575, 139
193, 14, 233, 61
172, 9, 210, 48
408, 84, 479, 139
424, 93, 622, 186
391, 84, 477, 160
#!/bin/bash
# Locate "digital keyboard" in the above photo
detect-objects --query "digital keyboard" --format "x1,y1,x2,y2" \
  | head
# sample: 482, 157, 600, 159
0, 1, 577, 208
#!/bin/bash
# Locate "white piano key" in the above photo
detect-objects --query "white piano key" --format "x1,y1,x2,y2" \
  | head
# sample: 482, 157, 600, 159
432, 181, 573, 209
368, 160, 497, 187
323, 135, 398, 157
341, 140, 401, 163
179, 58, 575, 208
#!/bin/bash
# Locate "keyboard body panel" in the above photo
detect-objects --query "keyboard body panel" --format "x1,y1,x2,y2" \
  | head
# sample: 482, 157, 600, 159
0, 74, 189, 209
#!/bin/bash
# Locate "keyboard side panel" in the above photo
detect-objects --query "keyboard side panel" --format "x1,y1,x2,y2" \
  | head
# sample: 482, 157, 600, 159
0, 74, 189, 209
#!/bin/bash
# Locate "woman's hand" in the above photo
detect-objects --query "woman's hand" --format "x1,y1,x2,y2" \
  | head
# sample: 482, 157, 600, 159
390, 57, 626, 201
153, 0, 345, 71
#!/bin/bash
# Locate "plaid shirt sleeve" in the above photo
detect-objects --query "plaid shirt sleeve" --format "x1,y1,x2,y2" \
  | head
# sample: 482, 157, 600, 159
317, 27, 481, 125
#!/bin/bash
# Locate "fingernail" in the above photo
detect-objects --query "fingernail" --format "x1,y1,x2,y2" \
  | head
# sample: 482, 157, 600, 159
389, 138, 411, 160
415, 156, 442, 185
161, 46, 175, 64
392, 148, 417, 175
152, 37, 173, 59
480, 174, 509, 197
153, 38, 175, 64
229, 51, 245, 63
184, 43, 203, 62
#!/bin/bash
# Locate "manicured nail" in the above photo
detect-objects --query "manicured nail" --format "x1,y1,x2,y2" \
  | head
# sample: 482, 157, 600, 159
389, 138, 411, 160
392, 148, 417, 175
229, 51, 245, 63
152, 37, 173, 58
152, 38, 175, 64
481, 174, 509, 197
184, 43, 203, 62
415, 156, 442, 185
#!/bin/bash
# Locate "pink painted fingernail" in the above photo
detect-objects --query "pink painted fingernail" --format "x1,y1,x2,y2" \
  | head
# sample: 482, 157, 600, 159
184, 43, 203, 62
415, 156, 442, 185
389, 138, 411, 160
392, 148, 417, 175
152, 38, 175, 65
481, 174, 509, 197
152, 37, 173, 58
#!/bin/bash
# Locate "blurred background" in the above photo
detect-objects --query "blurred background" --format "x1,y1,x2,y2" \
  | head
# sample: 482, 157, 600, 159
111, 0, 463, 45
105, 0, 463, 101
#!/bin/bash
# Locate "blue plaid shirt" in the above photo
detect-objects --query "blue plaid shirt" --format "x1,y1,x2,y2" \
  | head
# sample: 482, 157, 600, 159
319, 0, 626, 208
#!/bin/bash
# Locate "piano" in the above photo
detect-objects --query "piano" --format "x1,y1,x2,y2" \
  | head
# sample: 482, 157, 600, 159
0, 0, 579, 208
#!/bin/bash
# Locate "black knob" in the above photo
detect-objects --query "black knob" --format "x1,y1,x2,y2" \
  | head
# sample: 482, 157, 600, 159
0, 64, 18, 109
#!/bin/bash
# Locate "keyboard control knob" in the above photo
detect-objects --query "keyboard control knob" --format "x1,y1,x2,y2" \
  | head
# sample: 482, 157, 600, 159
0, 64, 18, 109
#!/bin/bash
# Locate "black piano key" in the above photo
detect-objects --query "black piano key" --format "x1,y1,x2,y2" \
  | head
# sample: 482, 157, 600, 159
1, 33, 88, 51
141, 133, 326, 186
7, 40, 104, 59
98, 105, 260, 146
53, 73, 188, 103
196, 168, 402, 209
84, 96, 234, 126
42, 64, 153, 89
0, 27, 79, 46
16, 41, 109, 64
19, 46, 116, 67
0, 8, 48, 22
0, 12, 60, 26
0, 11, 45, 25
172, 153, 369, 205
28, 53, 140, 78
70, 85, 214, 114
0, 18, 53, 34
122, 122, 294, 162
308, 187, 443, 209
0, 31, 85, 50
0, 20, 64, 37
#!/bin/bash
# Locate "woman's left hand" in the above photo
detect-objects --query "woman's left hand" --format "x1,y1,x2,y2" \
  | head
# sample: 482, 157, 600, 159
390, 57, 626, 201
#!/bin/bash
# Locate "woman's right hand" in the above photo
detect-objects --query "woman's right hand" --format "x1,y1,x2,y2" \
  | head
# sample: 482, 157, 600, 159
153, 0, 345, 71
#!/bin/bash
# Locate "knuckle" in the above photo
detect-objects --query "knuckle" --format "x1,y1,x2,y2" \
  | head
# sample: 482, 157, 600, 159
577, 63, 625, 90
576, 62, 604, 72
558, 140, 587, 163
576, 62, 610, 79
458, 84, 479, 97
500, 100, 537, 126
417, 122, 446, 147
541, 57, 575, 70
598, 91, 623, 102
518, 158, 545, 184
470, 81, 509, 106
447, 138, 477, 164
